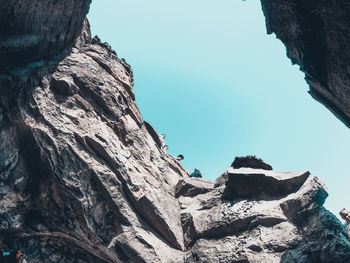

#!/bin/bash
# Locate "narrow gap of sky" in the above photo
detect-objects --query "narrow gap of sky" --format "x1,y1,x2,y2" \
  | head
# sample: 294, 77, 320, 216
88, 0, 350, 218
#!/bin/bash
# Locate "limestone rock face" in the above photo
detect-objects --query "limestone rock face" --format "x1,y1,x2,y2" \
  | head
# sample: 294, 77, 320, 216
260, 0, 350, 128
0, 0, 91, 69
1, 4, 350, 263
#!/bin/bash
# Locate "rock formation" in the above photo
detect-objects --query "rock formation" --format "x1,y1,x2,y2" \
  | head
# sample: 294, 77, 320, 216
231, 156, 273, 171
1, 1, 350, 263
0, 0, 91, 68
260, 0, 350, 128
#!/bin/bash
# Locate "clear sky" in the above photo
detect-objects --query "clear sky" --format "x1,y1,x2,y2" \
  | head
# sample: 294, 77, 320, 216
88, 0, 350, 218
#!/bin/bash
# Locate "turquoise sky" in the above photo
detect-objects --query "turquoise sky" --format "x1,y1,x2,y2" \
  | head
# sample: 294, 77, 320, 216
88, 0, 350, 218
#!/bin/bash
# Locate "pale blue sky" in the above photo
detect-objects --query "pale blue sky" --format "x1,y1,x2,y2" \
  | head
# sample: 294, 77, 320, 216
88, 0, 350, 218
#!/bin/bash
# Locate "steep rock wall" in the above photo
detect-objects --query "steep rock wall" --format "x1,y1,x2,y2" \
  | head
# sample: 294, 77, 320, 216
0, 2, 350, 263
260, 0, 350, 127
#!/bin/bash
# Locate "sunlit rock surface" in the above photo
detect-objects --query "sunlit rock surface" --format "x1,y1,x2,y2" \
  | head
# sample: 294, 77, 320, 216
260, 0, 350, 128
1, 2, 350, 263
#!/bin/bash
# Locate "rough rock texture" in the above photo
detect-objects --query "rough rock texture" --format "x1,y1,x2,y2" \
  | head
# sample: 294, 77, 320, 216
0, 0, 91, 69
260, 0, 350, 128
220, 168, 310, 200
0, 22, 187, 262
1, 3, 350, 263
182, 167, 350, 262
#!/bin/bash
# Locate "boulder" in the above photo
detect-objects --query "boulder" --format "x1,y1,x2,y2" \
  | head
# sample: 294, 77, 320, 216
220, 167, 310, 200
174, 178, 215, 198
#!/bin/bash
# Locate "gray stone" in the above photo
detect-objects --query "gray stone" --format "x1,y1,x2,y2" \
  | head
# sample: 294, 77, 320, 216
221, 168, 310, 200
174, 178, 215, 198
0, 3, 350, 263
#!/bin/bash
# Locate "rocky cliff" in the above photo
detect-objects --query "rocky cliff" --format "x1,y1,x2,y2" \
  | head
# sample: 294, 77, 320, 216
1, 1, 350, 263
260, 0, 350, 128
0, 0, 91, 69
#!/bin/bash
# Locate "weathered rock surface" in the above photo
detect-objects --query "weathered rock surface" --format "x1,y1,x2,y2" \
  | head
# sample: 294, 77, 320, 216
1, 2, 350, 263
0, 0, 91, 69
220, 168, 310, 200
260, 0, 350, 128
174, 178, 214, 198
181, 166, 350, 262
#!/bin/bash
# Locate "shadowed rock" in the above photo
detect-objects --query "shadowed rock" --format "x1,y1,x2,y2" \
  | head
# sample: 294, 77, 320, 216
0, 0, 91, 69
260, 0, 350, 128
232, 156, 273, 170
221, 168, 310, 200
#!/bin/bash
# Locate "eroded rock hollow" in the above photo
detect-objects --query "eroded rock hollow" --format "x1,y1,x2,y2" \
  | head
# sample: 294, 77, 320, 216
1, 1, 350, 263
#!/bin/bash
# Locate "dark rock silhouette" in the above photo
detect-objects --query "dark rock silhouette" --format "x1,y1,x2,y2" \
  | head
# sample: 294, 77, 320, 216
0, 0, 91, 68
260, 0, 350, 128
0, 1, 350, 262
232, 156, 273, 170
